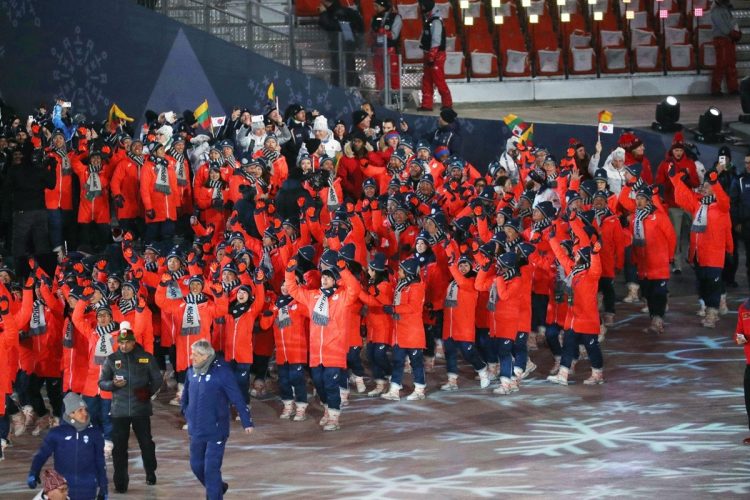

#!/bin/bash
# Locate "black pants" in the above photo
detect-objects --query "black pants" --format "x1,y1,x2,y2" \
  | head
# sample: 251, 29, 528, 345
12, 209, 50, 260
640, 278, 668, 317
28, 375, 63, 418
599, 277, 616, 314
745, 365, 750, 431
111, 416, 157, 489
253, 355, 270, 381
696, 266, 723, 308
531, 293, 549, 330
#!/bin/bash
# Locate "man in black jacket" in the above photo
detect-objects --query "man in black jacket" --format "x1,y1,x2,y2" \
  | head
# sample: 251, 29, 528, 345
3, 140, 56, 273
318, 0, 364, 87
99, 323, 162, 493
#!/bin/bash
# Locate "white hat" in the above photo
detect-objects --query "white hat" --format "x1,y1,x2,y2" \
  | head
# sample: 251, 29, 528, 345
506, 136, 519, 151
313, 115, 329, 132
156, 125, 173, 145
612, 147, 626, 161
119, 320, 132, 332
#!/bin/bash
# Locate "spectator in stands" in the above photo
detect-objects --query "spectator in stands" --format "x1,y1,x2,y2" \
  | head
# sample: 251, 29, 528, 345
318, 0, 364, 88
418, 0, 453, 111
371, 0, 402, 100
711, 0, 740, 96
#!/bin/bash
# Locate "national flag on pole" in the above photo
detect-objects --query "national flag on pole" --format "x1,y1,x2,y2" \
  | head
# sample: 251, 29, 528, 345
267, 83, 276, 102
503, 113, 529, 138
194, 100, 211, 129
598, 110, 614, 134
107, 104, 134, 132
211, 116, 226, 128
503, 114, 534, 143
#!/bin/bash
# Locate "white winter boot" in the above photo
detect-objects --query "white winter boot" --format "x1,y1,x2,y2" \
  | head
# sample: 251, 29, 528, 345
423, 356, 435, 373
104, 439, 114, 458
293, 402, 309, 422
702, 307, 719, 328
435, 339, 445, 359
720, 294, 729, 315
352, 376, 366, 393
367, 379, 386, 397
323, 408, 341, 431
32, 414, 51, 436
441, 373, 459, 391
380, 382, 401, 401
623, 282, 640, 303
11, 412, 26, 436
493, 376, 514, 395
697, 299, 706, 317
478, 367, 491, 389
523, 360, 537, 379
279, 400, 294, 419
603, 312, 615, 327
169, 383, 184, 406
319, 405, 330, 426
250, 379, 267, 398
645, 316, 664, 334
406, 383, 427, 401
487, 363, 499, 381
22, 406, 35, 433
583, 368, 605, 385
547, 366, 570, 386
339, 388, 350, 407
549, 356, 561, 376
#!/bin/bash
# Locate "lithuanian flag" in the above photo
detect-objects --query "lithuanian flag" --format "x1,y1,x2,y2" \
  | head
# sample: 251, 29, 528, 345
267, 82, 276, 102
503, 113, 533, 142
194, 99, 211, 129
107, 104, 134, 132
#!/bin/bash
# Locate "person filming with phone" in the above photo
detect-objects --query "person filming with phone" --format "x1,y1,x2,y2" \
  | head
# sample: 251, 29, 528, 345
98, 322, 162, 493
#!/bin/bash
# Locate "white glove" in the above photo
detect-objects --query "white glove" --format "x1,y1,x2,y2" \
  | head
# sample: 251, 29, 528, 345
737, 334, 747, 345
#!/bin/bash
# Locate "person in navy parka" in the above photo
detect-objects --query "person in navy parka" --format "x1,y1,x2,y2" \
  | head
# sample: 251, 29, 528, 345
28, 392, 108, 500
182, 339, 253, 500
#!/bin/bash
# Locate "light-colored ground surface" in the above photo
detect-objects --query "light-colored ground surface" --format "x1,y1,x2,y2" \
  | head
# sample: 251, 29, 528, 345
2, 268, 750, 499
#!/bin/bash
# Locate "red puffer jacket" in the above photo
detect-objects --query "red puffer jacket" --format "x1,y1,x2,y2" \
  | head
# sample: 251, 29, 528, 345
392, 279, 426, 348
358, 280, 394, 345
272, 298, 309, 365
550, 239, 602, 335
285, 268, 361, 369
442, 263, 478, 343
671, 176, 733, 268
110, 156, 144, 219
140, 159, 179, 222
630, 209, 676, 280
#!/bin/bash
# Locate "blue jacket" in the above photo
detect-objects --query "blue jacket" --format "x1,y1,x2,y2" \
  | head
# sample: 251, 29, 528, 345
51, 104, 76, 141
181, 357, 253, 441
29, 419, 108, 500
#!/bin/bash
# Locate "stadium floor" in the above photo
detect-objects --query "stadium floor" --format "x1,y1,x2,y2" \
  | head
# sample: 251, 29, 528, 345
1, 270, 749, 499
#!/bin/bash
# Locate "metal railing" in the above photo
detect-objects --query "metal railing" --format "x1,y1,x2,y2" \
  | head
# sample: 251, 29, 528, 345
152, 0, 405, 109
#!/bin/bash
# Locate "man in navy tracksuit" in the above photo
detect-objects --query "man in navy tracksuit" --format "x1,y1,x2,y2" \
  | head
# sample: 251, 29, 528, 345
182, 339, 253, 500
28, 393, 108, 500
